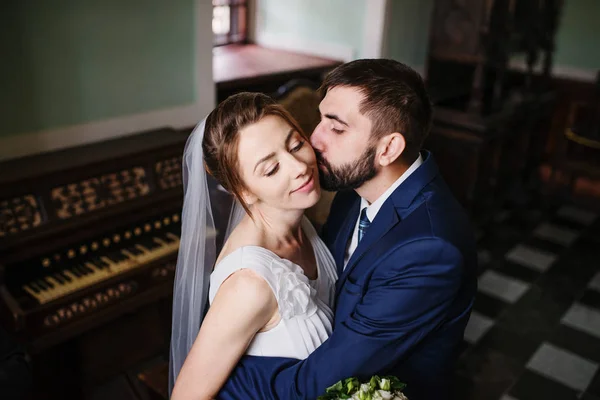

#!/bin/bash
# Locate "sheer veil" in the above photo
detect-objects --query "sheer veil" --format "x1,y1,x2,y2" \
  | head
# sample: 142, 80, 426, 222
168, 118, 245, 394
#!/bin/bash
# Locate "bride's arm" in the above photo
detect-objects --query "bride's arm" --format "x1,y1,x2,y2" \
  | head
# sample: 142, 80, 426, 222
171, 269, 278, 400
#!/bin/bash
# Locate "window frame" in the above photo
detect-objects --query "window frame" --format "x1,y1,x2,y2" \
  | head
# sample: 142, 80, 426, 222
212, 0, 249, 47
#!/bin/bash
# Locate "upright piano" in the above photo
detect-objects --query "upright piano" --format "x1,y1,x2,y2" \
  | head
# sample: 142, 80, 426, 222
0, 128, 220, 398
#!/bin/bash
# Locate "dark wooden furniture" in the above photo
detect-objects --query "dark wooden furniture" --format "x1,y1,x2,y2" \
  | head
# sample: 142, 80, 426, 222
214, 44, 342, 102
424, 0, 563, 223
0, 129, 197, 398
426, 91, 555, 222
547, 72, 600, 208
134, 361, 170, 400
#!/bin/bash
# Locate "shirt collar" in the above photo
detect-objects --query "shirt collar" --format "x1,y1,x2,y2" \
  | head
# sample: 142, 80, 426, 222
360, 154, 423, 222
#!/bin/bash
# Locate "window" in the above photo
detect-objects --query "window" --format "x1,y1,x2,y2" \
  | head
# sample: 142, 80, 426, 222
212, 0, 248, 46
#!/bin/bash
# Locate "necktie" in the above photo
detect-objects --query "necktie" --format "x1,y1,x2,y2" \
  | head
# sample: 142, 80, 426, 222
357, 207, 371, 243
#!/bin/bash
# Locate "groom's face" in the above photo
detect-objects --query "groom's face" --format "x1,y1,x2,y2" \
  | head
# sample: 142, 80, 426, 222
311, 86, 378, 191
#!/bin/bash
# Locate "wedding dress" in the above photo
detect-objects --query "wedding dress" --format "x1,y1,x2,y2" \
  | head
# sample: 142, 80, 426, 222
209, 216, 337, 359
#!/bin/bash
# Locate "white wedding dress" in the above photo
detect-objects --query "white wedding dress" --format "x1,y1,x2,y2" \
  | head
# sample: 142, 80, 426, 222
208, 217, 337, 360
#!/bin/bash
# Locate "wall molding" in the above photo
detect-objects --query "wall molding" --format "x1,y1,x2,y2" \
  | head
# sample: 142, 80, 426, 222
0, 0, 215, 162
0, 104, 204, 160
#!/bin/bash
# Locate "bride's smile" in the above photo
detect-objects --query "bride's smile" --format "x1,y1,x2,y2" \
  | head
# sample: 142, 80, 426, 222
236, 113, 321, 211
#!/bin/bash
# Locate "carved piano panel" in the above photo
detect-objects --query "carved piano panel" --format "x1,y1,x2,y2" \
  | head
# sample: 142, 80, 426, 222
0, 194, 44, 237
0, 128, 198, 398
50, 167, 151, 220
155, 156, 183, 190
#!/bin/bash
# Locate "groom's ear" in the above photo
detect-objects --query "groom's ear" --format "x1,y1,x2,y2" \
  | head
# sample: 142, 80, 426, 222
376, 132, 406, 166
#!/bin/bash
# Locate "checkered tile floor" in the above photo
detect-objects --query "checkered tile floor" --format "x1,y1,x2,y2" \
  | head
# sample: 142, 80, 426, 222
456, 205, 600, 400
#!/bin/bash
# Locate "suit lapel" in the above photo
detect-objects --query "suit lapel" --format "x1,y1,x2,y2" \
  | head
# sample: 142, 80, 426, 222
333, 198, 360, 276
336, 200, 399, 293
334, 151, 441, 295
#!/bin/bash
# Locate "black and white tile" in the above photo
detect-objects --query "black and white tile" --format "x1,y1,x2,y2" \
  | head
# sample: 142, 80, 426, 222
456, 204, 600, 400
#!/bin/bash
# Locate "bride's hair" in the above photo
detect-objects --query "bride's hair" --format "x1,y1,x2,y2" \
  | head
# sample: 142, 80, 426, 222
202, 92, 306, 215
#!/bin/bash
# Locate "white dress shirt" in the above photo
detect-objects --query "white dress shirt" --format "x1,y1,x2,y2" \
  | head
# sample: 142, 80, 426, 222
343, 154, 423, 268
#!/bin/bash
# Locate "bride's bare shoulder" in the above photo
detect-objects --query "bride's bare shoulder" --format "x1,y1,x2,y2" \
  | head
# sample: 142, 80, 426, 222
215, 218, 265, 266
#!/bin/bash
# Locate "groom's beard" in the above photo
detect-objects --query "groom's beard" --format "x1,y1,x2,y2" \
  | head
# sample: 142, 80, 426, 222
315, 145, 378, 191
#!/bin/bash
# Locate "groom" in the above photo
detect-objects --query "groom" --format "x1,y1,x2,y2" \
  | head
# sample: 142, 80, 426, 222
218, 59, 478, 400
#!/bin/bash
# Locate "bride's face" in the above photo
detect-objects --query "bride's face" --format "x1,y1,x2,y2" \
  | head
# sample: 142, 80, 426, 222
237, 115, 321, 211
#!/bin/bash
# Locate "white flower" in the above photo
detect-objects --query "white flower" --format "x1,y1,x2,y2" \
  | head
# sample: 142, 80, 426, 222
275, 260, 317, 319
376, 390, 394, 399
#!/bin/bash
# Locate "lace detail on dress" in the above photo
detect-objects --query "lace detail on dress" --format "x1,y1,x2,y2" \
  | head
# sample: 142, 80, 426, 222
272, 258, 318, 319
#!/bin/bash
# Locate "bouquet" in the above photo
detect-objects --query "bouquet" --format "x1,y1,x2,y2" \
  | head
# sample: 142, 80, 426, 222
317, 375, 408, 400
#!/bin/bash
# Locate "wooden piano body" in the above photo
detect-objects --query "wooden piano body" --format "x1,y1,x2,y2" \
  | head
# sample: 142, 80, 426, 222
0, 128, 231, 398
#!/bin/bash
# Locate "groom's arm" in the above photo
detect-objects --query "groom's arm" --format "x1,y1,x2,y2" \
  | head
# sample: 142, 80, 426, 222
218, 238, 464, 399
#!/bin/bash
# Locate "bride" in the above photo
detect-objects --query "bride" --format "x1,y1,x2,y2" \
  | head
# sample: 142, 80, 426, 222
169, 92, 338, 399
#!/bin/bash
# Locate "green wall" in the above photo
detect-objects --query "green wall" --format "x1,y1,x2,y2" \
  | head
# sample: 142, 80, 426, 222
554, 0, 600, 71
0, 0, 197, 137
256, 0, 366, 58
384, 0, 435, 72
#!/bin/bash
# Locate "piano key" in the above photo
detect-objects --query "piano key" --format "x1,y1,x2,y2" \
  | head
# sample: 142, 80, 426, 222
20, 218, 190, 304
27, 268, 99, 305
124, 246, 144, 256
165, 232, 180, 242
36, 279, 50, 290
23, 285, 41, 300
70, 267, 83, 278
24, 282, 49, 303
79, 264, 94, 274
53, 273, 66, 284
60, 271, 73, 282
47, 276, 61, 285
103, 253, 120, 265
82, 264, 96, 274
80, 265, 93, 276
28, 282, 41, 293
89, 256, 109, 269
71, 265, 85, 276
105, 251, 128, 264
153, 236, 179, 251
136, 236, 162, 251
158, 233, 177, 244
46, 276, 62, 289
64, 270, 79, 281
100, 253, 136, 273
45, 277, 65, 297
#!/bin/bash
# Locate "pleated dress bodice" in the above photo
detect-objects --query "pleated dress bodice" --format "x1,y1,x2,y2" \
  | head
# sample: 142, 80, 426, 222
208, 217, 337, 359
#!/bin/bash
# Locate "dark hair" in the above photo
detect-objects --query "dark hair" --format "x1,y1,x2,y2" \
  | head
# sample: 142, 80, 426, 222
319, 59, 432, 162
202, 92, 305, 216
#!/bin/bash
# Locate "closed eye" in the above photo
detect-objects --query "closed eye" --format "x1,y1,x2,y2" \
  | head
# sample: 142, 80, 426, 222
290, 140, 304, 152
265, 164, 279, 177
332, 128, 344, 134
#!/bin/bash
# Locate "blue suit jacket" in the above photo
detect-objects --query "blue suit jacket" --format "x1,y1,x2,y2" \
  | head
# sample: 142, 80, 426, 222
218, 151, 477, 399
